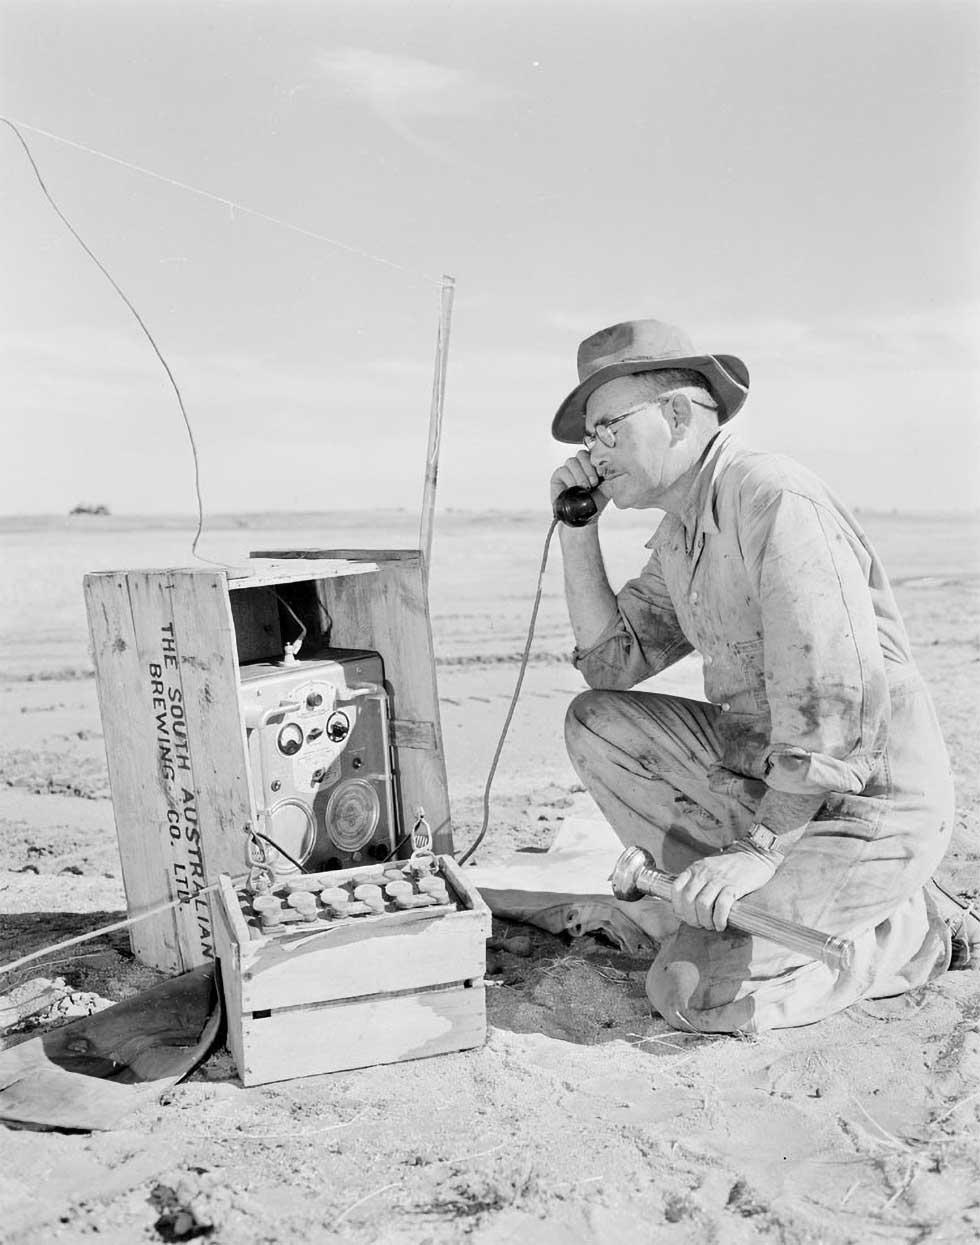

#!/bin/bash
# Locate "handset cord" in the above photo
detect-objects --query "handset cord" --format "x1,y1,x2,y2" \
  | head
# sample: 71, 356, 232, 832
456, 517, 559, 865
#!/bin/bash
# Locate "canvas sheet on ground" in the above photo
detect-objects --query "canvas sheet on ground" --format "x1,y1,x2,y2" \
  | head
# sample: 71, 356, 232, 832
469, 812, 679, 954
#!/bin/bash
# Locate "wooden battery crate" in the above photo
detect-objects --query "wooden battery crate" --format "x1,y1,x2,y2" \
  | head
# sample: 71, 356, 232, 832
84, 550, 454, 974
213, 854, 491, 1085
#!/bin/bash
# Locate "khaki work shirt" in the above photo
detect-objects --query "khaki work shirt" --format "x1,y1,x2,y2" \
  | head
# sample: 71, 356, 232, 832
573, 429, 915, 833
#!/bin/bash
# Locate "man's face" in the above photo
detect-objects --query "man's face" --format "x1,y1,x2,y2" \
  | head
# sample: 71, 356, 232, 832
584, 375, 680, 509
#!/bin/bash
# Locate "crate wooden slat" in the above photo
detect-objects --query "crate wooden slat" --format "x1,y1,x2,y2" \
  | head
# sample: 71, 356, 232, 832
214, 855, 491, 1086
86, 568, 253, 970
85, 572, 169, 960
233, 989, 486, 1087
84, 550, 455, 973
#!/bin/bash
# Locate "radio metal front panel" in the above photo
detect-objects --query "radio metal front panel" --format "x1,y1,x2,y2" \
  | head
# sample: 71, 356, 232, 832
239, 649, 398, 873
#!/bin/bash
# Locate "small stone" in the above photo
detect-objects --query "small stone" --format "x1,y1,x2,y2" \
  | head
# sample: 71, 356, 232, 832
664, 1194, 691, 1223
486, 951, 505, 975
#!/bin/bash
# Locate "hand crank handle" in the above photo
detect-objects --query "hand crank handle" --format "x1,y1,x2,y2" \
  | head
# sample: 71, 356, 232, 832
610, 846, 854, 971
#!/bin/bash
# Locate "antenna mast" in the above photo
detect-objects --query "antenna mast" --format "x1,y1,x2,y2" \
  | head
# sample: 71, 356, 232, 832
419, 275, 456, 582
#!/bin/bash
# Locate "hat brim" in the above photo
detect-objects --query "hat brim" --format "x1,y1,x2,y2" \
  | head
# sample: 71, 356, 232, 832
551, 354, 749, 444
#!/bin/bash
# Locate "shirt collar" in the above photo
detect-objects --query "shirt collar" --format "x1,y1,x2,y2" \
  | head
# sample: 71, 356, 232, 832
645, 425, 739, 553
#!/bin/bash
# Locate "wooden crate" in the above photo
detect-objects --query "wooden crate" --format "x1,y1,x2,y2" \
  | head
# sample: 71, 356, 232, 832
213, 855, 491, 1086
84, 552, 453, 974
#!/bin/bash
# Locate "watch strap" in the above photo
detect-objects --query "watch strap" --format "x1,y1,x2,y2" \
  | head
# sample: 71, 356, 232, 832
744, 823, 783, 857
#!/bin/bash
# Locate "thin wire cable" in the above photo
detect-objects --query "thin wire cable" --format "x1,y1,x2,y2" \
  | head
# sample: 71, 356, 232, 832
2, 115, 442, 288
931, 877, 977, 914
252, 829, 306, 874
1, 116, 218, 565
0, 874, 247, 978
456, 517, 559, 866
272, 592, 308, 656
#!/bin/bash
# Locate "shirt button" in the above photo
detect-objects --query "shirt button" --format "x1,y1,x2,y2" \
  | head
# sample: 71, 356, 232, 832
722, 702, 731, 712
690, 590, 699, 603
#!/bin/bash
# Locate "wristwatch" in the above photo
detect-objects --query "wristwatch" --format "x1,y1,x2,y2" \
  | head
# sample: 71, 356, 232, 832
743, 823, 784, 857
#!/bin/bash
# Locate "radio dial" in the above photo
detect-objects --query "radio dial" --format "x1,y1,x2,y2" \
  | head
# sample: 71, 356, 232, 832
277, 722, 305, 756
326, 710, 351, 743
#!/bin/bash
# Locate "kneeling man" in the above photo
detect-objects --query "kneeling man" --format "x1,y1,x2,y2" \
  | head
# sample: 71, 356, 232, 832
552, 318, 955, 1033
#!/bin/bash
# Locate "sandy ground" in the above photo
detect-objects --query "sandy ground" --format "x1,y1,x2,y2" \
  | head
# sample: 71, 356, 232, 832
1, 518, 979, 1244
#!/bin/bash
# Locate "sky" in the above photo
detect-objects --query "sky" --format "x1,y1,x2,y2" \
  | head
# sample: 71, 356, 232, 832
1, 0, 978, 516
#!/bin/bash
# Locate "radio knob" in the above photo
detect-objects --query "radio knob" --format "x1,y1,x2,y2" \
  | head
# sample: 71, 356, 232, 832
307, 692, 324, 709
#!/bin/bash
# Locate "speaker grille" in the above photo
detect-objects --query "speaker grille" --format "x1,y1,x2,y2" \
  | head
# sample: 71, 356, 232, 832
265, 799, 316, 874
324, 779, 381, 852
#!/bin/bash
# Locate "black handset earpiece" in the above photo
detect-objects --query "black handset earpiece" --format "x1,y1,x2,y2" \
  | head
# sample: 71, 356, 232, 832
553, 484, 601, 527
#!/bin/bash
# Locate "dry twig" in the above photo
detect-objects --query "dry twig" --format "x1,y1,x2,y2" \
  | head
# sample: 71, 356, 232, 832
881, 1159, 921, 1210
330, 1139, 506, 1227
849, 1096, 915, 1153
933, 1089, 980, 1125
333, 1181, 401, 1227
185, 1109, 365, 1143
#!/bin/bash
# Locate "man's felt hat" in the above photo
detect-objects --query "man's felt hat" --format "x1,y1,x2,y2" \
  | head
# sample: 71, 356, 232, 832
551, 318, 750, 444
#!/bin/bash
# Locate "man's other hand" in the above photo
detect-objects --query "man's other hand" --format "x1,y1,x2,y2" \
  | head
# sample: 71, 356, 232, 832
670, 851, 776, 932
550, 450, 610, 519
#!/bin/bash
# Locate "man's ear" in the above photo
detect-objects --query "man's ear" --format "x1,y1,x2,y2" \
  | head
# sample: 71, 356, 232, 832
666, 393, 694, 439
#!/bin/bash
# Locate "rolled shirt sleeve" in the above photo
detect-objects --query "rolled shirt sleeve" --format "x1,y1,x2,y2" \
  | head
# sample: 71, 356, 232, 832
741, 485, 891, 809
573, 539, 694, 690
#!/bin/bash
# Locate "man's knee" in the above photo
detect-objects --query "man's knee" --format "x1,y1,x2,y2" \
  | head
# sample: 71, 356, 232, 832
646, 954, 706, 1033
564, 689, 621, 765
565, 689, 659, 781
565, 688, 682, 777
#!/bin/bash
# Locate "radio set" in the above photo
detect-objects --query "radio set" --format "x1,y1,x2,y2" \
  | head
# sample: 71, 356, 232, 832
239, 648, 399, 877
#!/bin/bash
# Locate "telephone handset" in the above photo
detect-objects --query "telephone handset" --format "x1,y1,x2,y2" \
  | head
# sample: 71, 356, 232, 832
553, 484, 602, 527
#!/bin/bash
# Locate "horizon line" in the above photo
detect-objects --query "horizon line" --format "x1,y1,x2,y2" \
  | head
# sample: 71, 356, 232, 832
2, 505, 979, 523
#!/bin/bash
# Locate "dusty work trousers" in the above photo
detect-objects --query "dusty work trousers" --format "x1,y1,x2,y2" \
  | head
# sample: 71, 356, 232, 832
564, 667, 955, 1033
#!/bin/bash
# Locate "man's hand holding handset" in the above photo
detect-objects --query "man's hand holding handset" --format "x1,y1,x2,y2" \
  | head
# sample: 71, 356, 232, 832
550, 450, 610, 527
